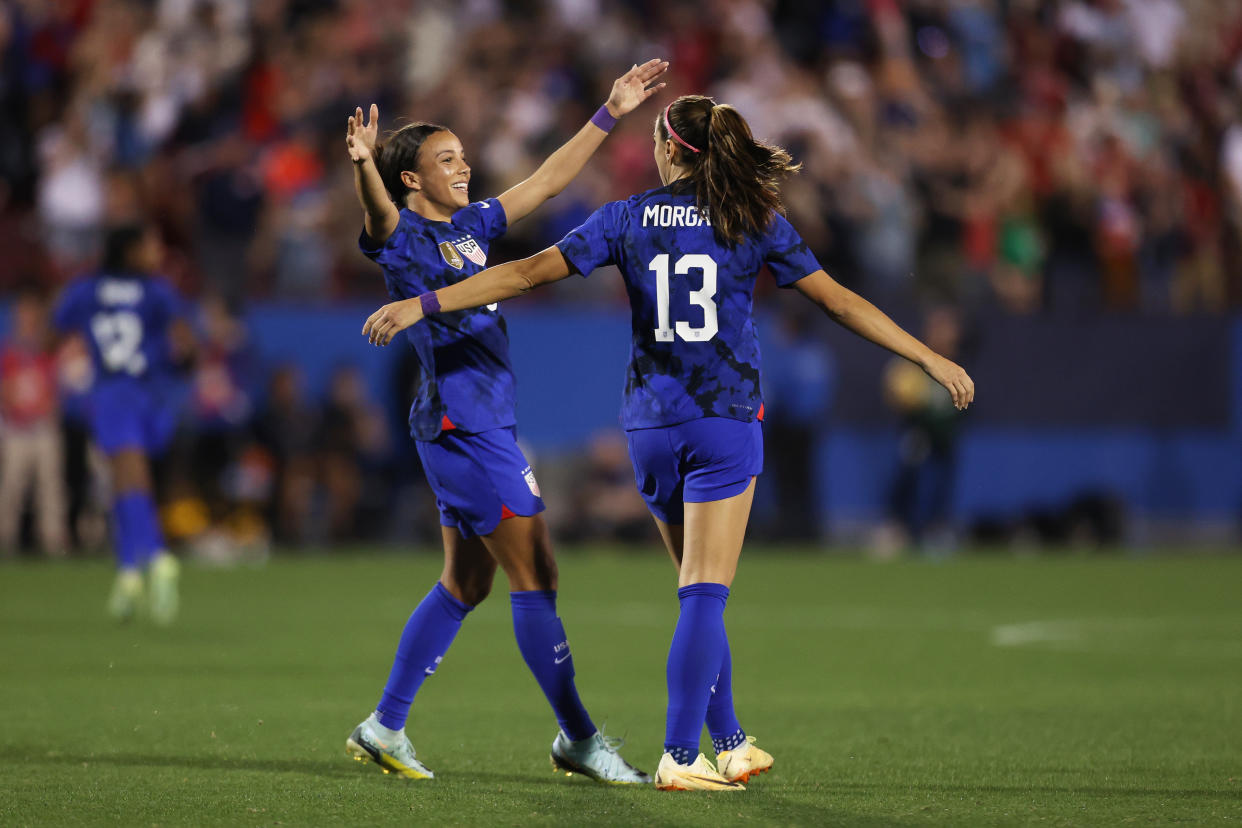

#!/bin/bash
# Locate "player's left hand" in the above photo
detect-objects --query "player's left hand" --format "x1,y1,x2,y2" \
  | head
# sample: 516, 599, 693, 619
363, 298, 424, 346
922, 355, 975, 411
605, 58, 669, 118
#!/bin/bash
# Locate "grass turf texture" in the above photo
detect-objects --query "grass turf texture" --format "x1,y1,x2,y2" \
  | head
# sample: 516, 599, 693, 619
1, 551, 1240, 826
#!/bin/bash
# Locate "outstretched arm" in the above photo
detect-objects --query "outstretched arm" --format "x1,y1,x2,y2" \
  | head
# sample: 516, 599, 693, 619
794, 270, 975, 409
496, 59, 667, 224
347, 103, 400, 243
362, 247, 572, 345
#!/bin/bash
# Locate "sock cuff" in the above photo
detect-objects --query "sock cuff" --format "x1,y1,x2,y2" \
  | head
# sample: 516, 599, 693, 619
432, 581, 474, 620
677, 582, 730, 603
509, 589, 557, 611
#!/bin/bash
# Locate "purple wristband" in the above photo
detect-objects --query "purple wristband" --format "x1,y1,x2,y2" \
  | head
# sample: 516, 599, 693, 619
419, 291, 440, 316
590, 105, 617, 133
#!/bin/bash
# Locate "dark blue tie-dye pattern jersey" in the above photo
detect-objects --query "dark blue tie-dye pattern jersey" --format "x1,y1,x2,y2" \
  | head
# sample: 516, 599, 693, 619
361, 198, 513, 441
556, 182, 823, 430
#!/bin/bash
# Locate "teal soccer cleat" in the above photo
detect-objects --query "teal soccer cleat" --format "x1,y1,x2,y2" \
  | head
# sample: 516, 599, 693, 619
148, 553, 180, 626
346, 713, 434, 780
106, 570, 144, 622
550, 729, 650, 784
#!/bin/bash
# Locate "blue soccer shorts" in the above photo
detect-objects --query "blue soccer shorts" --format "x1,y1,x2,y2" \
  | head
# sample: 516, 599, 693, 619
625, 416, 763, 525
415, 425, 546, 539
88, 379, 178, 456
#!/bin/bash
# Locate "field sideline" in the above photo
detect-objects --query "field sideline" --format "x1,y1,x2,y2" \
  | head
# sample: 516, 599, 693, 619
1, 550, 1240, 826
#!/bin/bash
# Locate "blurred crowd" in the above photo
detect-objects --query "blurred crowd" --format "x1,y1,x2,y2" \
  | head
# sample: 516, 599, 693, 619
2, 0, 1242, 314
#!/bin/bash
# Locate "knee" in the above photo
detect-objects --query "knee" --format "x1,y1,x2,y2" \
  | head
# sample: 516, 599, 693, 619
441, 570, 494, 607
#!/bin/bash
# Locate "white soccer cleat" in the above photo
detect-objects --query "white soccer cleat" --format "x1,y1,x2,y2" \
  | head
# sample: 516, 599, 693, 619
550, 730, 650, 784
345, 713, 434, 780
148, 553, 180, 626
653, 751, 746, 791
716, 736, 773, 783
107, 570, 144, 622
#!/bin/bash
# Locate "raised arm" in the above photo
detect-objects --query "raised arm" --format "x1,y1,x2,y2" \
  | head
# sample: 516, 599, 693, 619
362, 247, 572, 346
496, 59, 667, 224
347, 103, 400, 243
794, 270, 975, 409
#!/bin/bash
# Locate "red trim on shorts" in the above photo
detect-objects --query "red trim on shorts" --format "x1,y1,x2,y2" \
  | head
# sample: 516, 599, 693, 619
440, 414, 456, 431
500, 504, 517, 520
757, 403, 765, 422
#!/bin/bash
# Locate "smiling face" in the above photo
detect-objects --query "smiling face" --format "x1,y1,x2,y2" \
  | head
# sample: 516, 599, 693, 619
406, 130, 470, 220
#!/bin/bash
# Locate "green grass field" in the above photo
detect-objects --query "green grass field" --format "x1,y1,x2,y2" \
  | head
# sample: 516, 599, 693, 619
1, 550, 1240, 826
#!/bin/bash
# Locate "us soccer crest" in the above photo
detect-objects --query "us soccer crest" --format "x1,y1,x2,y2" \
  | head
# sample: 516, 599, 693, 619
455, 237, 487, 267
438, 241, 464, 269
522, 466, 541, 497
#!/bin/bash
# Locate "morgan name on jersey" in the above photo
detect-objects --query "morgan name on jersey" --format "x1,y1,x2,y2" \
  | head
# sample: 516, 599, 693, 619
642, 204, 711, 228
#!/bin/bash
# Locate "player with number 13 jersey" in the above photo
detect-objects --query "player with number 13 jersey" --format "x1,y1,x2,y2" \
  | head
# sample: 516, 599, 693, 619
558, 180, 815, 430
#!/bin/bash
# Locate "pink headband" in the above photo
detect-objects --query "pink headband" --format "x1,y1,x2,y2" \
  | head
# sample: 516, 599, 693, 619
663, 103, 700, 154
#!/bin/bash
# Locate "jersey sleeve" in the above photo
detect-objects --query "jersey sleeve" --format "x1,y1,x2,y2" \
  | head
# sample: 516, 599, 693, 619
51, 281, 87, 333
555, 201, 624, 278
452, 198, 508, 242
763, 214, 822, 288
153, 278, 188, 323
359, 211, 416, 270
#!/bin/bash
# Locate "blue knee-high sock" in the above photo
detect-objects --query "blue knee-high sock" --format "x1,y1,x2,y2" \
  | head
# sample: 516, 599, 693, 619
510, 590, 595, 742
375, 582, 473, 730
706, 641, 747, 753
111, 493, 147, 571
665, 582, 730, 765
132, 492, 164, 566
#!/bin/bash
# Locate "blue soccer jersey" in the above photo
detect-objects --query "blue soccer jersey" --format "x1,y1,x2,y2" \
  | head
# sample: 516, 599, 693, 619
361, 198, 514, 441
53, 273, 183, 383
556, 182, 822, 430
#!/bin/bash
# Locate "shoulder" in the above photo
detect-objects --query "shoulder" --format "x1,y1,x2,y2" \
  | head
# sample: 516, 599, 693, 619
55, 276, 95, 310
363, 208, 431, 260
147, 274, 179, 297
627, 185, 677, 209
451, 198, 507, 234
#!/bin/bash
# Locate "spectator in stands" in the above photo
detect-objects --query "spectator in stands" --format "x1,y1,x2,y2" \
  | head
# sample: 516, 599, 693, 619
0, 288, 67, 557
317, 363, 389, 542
253, 364, 317, 545
758, 306, 836, 542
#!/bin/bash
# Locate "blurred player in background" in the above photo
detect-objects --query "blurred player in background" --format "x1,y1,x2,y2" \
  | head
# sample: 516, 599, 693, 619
342, 60, 668, 784
0, 288, 67, 558
364, 93, 975, 791
885, 307, 966, 553
53, 223, 194, 624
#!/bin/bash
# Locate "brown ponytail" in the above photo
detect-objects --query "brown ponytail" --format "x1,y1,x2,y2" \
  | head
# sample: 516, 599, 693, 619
658, 95, 800, 246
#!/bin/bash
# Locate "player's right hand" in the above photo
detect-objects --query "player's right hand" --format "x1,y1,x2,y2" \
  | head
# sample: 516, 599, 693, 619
922, 355, 975, 411
347, 104, 380, 164
363, 297, 424, 346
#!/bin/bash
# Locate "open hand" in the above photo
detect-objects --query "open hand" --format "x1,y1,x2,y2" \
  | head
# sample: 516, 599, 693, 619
363, 298, 423, 346
922, 355, 975, 411
347, 104, 380, 164
605, 59, 669, 118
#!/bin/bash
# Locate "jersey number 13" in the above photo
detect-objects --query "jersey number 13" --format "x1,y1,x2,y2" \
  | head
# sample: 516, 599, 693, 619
650, 254, 718, 342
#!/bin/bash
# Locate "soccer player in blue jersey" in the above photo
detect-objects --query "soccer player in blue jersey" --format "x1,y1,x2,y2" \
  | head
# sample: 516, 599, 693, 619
364, 94, 976, 791
342, 60, 668, 784
53, 223, 193, 624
